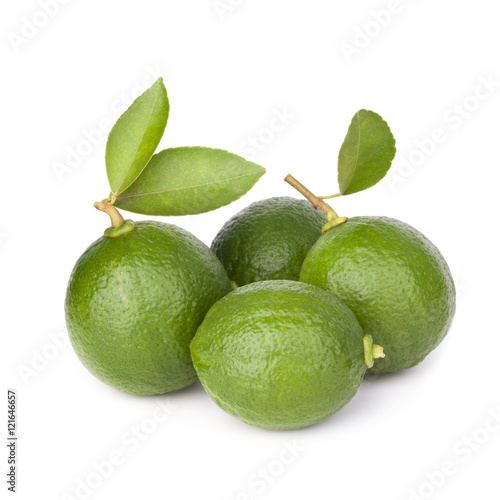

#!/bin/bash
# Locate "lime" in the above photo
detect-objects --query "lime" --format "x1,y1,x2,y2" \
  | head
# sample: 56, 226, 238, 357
300, 216, 456, 374
190, 280, 383, 430
211, 197, 325, 286
65, 220, 232, 395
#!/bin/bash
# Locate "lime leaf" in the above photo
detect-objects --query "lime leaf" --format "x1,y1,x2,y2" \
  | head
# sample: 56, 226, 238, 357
106, 78, 169, 196
338, 110, 396, 195
114, 147, 266, 216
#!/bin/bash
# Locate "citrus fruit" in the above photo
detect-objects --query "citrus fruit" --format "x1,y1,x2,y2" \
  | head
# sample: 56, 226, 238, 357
211, 197, 325, 287
65, 218, 232, 395
300, 216, 456, 374
190, 280, 384, 430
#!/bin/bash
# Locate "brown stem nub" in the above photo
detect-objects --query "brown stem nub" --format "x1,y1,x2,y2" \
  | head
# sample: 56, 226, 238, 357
94, 201, 125, 228
284, 174, 339, 219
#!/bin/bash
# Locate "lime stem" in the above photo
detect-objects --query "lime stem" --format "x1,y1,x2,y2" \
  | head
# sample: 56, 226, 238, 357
94, 201, 125, 228
372, 345, 385, 359
363, 335, 385, 368
284, 174, 339, 218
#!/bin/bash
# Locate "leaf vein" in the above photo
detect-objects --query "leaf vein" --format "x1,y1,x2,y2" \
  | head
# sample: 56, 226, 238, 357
117, 171, 261, 199
342, 112, 362, 194
112, 87, 162, 195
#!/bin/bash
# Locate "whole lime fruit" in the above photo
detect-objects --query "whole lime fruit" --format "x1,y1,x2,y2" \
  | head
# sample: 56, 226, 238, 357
65, 217, 232, 395
300, 216, 456, 374
211, 197, 325, 287
190, 280, 384, 430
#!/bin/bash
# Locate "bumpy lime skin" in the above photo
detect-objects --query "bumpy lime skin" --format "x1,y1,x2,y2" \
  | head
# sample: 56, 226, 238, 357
300, 217, 456, 374
65, 221, 232, 395
191, 280, 366, 430
211, 197, 326, 286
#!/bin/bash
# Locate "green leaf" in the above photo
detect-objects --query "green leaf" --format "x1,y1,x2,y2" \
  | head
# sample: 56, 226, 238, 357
106, 78, 169, 196
114, 147, 266, 216
338, 109, 396, 195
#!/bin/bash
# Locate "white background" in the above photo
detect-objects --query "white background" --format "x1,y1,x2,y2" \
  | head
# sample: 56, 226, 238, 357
2, 1, 500, 499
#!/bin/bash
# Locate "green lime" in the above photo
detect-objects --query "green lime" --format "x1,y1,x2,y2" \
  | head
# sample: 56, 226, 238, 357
190, 280, 383, 430
65, 220, 232, 395
300, 216, 456, 374
211, 197, 325, 287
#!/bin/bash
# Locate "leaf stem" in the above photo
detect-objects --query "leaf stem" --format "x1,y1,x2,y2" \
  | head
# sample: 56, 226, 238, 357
94, 201, 125, 228
318, 193, 342, 200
